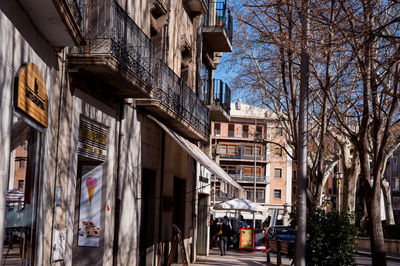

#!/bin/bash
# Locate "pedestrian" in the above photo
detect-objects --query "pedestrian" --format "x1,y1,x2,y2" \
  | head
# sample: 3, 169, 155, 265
210, 218, 218, 249
219, 216, 231, 256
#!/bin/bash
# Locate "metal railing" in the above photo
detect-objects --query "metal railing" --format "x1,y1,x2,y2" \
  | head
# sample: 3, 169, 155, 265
201, 79, 231, 114
204, 1, 233, 44
67, 0, 83, 26
156, 60, 210, 136
229, 174, 265, 182
73, 0, 156, 86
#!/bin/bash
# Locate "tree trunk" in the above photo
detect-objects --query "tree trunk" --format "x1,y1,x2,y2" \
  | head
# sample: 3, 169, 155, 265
367, 184, 387, 265
342, 160, 359, 213
382, 179, 395, 225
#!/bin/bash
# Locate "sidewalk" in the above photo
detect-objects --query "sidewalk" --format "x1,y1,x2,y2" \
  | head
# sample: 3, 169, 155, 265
195, 248, 292, 266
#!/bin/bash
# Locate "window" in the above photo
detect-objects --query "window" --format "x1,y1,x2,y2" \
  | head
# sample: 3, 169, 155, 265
274, 147, 282, 157
293, 187, 296, 195
274, 189, 282, 199
220, 145, 227, 154
214, 123, 221, 136
18, 180, 24, 190
19, 159, 25, 168
242, 125, 249, 138
255, 146, 262, 156
228, 124, 234, 137
256, 126, 263, 138
227, 145, 237, 155
293, 170, 297, 180
275, 127, 283, 137
244, 146, 252, 155
244, 167, 262, 176
256, 189, 265, 202
274, 168, 282, 178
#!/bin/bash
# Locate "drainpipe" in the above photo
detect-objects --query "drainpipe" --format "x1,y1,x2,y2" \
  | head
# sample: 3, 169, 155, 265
157, 131, 166, 265
113, 99, 126, 266
50, 47, 66, 262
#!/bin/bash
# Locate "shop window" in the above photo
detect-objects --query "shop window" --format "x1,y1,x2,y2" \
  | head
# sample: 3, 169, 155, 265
228, 124, 234, 137
274, 147, 283, 157
274, 189, 282, 199
214, 123, 221, 136
242, 125, 249, 138
275, 127, 283, 137
274, 168, 282, 178
5, 118, 41, 265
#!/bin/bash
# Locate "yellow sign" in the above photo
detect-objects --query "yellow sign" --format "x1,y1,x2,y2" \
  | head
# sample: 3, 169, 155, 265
240, 228, 253, 250
16, 63, 48, 127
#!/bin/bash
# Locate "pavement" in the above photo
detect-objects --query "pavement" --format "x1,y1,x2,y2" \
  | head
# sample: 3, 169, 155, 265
195, 248, 291, 266
194, 248, 400, 266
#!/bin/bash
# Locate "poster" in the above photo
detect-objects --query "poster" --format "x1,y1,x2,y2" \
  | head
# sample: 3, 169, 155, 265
78, 165, 102, 247
240, 228, 253, 250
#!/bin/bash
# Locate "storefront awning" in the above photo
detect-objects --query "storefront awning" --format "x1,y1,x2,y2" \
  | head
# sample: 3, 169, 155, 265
149, 116, 244, 192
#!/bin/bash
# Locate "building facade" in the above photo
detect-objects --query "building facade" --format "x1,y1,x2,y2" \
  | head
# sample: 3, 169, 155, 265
0, 0, 243, 265
211, 100, 292, 226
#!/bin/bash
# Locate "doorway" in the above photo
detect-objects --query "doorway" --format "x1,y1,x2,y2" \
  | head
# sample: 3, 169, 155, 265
139, 169, 156, 266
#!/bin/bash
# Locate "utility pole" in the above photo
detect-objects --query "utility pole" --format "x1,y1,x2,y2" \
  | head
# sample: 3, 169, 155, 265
296, 0, 309, 265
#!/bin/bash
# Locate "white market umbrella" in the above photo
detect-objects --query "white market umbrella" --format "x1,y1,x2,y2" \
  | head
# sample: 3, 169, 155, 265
212, 198, 267, 213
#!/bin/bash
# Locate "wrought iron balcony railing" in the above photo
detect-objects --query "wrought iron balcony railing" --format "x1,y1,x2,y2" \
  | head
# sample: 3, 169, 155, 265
204, 1, 233, 44
201, 79, 231, 114
156, 60, 210, 136
73, 0, 156, 86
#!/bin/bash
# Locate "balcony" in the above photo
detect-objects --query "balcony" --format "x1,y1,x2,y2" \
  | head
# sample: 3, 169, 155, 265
229, 174, 266, 183
68, 0, 156, 97
219, 145, 267, 162
201, 79, 231, 122
202, 1, 233, 52
136, 60, 210, 141
18, 0, 84, 46
184, 0, 208, 15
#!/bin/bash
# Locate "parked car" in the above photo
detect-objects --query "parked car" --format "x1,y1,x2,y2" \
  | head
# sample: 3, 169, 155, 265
267, 226, 295, 242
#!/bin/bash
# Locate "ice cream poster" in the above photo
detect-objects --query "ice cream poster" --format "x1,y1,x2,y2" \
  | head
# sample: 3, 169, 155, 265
78, 165, 102, 247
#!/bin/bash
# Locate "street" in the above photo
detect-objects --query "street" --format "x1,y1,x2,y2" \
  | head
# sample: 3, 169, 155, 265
194, 249, 400, 266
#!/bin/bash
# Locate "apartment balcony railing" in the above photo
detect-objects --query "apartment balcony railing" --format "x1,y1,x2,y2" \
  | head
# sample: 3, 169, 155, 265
202, 0, 233, 52
69, 0, 156, 96
213, 79, 231, 113
201, 78, 231, 122
220, 153, 266, 161
153, 60, 210, 137
229, 174, 265, 183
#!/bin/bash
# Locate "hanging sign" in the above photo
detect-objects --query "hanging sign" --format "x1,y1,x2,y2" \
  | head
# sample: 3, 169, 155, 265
78, 165, 103, 247
15, 63, 48, 127
78, 117, 108, 161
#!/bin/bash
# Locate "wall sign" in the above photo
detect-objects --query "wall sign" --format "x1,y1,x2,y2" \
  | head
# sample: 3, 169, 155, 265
78, 117, 108, 161
15, 63, 48, 127
78, 165, 103, 247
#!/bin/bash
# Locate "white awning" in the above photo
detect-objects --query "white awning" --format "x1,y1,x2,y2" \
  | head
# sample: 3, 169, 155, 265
149, 116, 243, 192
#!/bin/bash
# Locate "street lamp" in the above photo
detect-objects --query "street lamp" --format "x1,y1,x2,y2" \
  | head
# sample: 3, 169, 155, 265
334, 171, 343, 211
